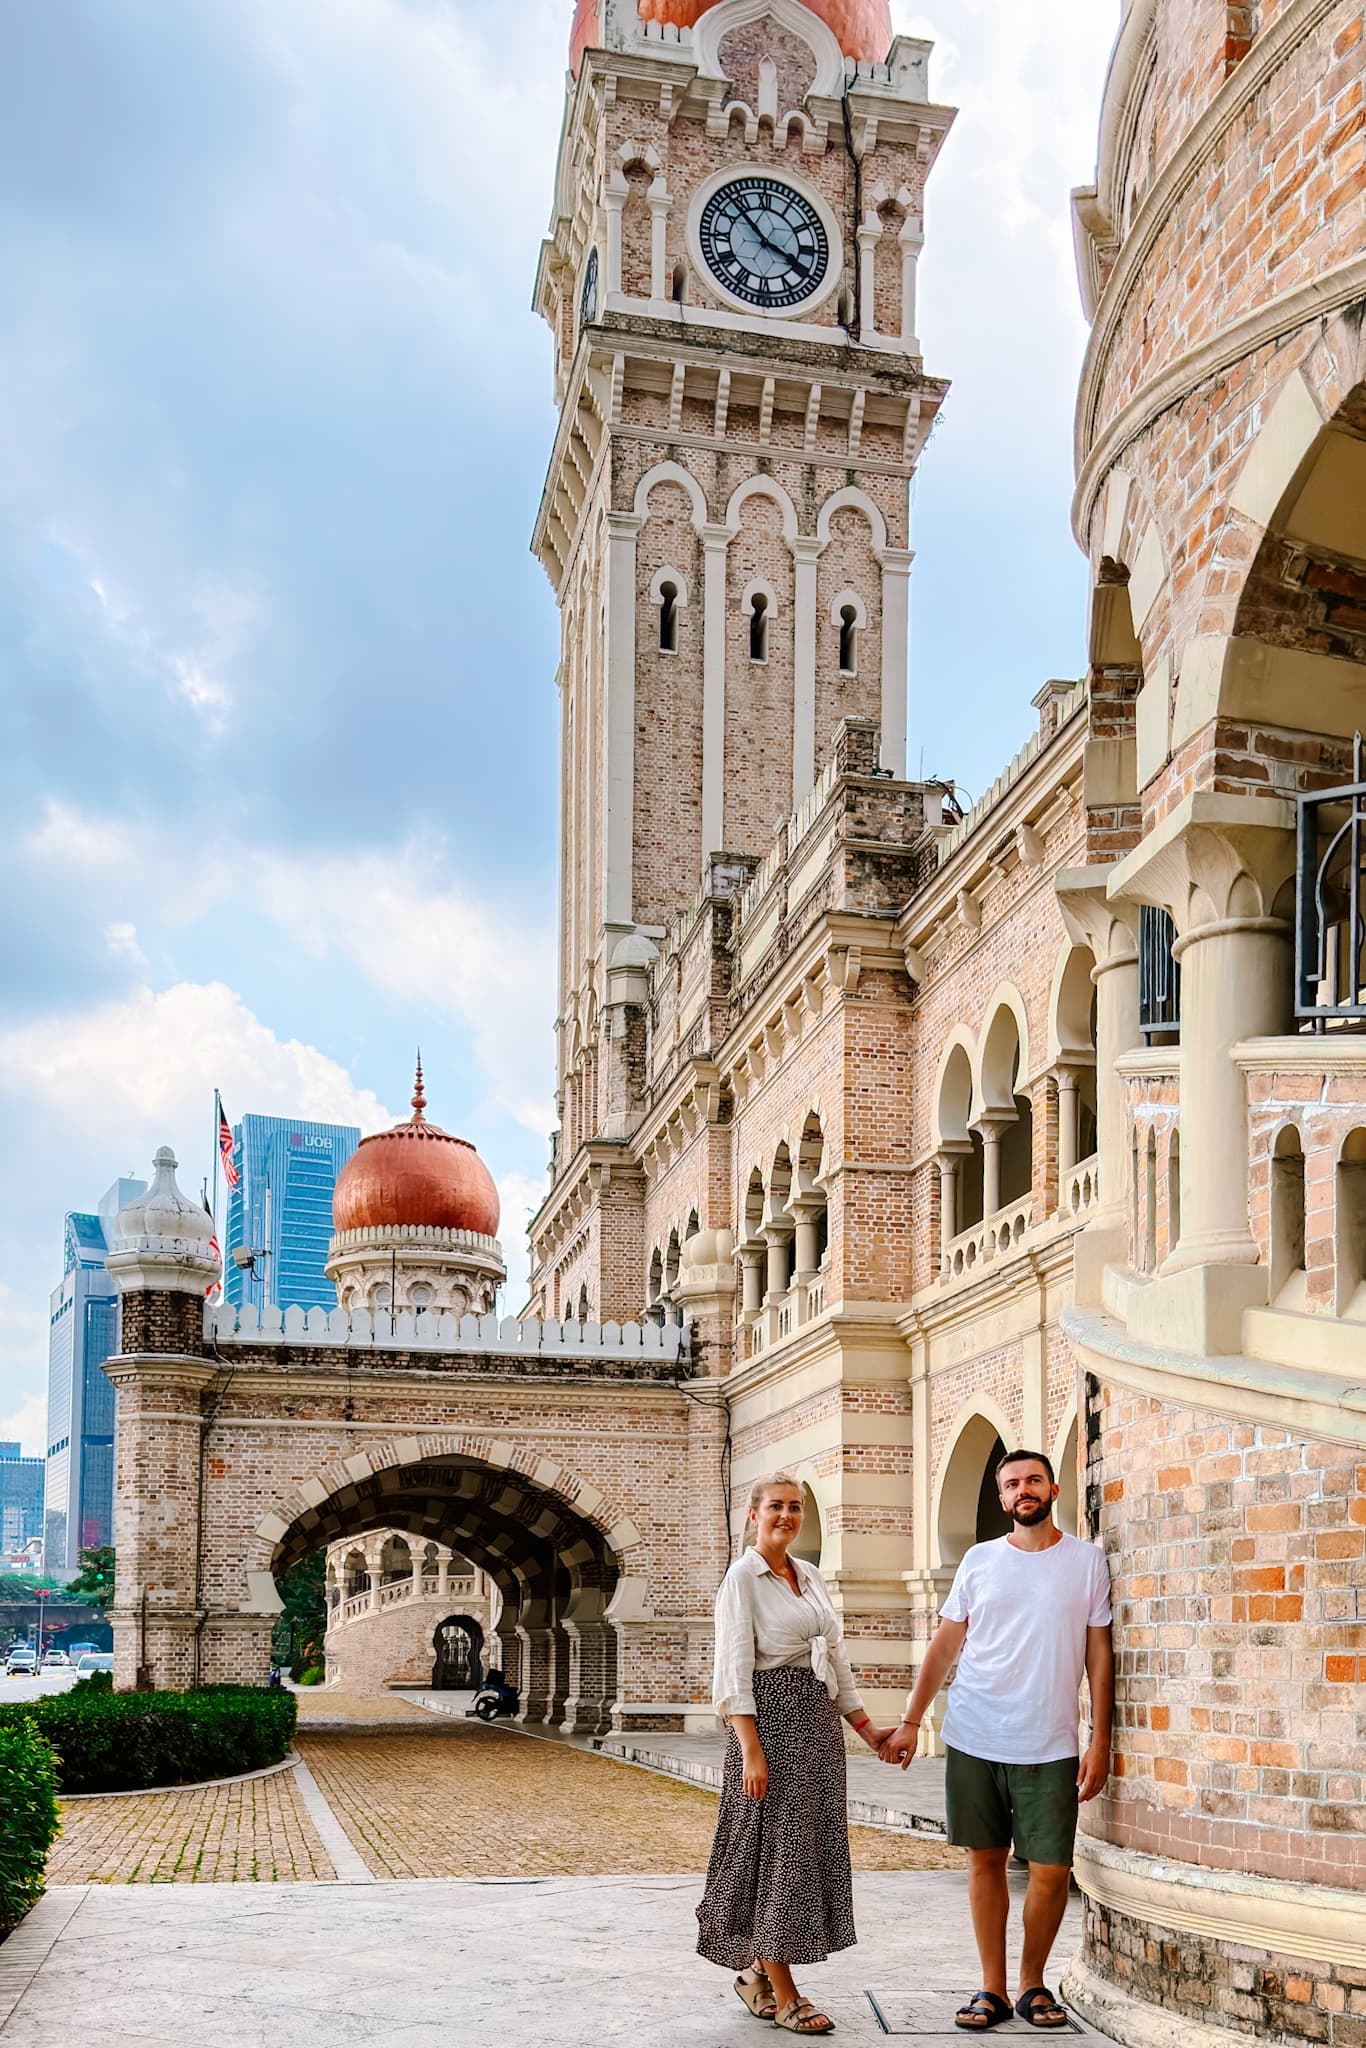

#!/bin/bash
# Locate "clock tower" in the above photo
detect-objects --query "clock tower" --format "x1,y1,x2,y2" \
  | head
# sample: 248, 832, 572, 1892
530, 0, 953, 1318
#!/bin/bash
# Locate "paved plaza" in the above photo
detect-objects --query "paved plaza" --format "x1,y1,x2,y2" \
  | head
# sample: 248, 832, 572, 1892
0, 1866, 1086, 2048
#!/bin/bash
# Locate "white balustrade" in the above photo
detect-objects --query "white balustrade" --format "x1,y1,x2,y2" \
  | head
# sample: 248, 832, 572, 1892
940, 1197, 1035, 1283
205, 1302, 687, 1363
1063, 1155, 1101, 1221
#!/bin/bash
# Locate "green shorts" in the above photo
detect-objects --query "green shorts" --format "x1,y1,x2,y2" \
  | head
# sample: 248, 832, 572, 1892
944, 1745, 1080, 1866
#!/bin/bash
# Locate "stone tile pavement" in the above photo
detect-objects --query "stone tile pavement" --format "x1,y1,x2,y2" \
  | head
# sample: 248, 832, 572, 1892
0, 1866, 1092, 2047
296, 1729, 962, 1880
49, 1766, 335, 1886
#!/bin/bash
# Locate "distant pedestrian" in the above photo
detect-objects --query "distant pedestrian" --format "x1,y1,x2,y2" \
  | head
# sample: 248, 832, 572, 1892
880, 1450, 1113, 2031
696, 1474, 894, 2035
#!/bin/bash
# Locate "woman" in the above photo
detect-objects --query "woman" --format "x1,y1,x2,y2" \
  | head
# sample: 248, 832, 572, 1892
696, 1474, 892, 2035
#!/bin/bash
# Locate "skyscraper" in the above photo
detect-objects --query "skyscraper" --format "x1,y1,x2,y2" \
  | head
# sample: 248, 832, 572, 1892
45, 1177, 146, 1575
223, 1116, 359, 1312
0, 1444, 45, 1556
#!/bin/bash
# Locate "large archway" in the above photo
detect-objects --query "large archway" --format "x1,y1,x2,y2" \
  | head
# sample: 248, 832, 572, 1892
433, 1614, 484, 1690
934, 1407, 1016, 1568
266, 1450, 624, 1736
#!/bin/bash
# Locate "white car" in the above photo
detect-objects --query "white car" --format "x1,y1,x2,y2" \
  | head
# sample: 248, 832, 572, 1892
5, 1647, 37, 1676
74, 1652, 114, 1676
40, 1650, 70, 1670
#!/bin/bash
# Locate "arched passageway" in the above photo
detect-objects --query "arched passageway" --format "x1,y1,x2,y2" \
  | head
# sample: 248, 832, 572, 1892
433, 1615, 484, 1690
935, 1413, 1015, 1567
269, 1452, 623, 1736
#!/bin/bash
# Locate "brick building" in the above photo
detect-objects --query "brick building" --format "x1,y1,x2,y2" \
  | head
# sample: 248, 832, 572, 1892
105, 4, 1362, 2042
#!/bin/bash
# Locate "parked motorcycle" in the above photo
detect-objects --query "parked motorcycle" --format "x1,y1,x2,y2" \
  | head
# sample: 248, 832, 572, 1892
467, 1672, 520, 1722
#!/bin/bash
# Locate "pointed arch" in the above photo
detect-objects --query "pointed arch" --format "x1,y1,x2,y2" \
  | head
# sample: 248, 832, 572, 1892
727, 474, 799, 543
816, 486, 888, 553
634, 460, 708, 530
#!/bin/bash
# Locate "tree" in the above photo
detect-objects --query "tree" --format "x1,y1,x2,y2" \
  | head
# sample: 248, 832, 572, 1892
271, 1552, 327, 1675
66, 1547, 115, 1614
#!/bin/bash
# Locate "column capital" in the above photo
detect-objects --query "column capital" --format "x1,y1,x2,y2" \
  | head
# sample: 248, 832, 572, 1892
700, 522, 733, 552
605, 509, 645, 542
1107, 792, 1296, 941
1056, 865, 1140, 968
877, 546, 915, 574
787, 533, 827, 564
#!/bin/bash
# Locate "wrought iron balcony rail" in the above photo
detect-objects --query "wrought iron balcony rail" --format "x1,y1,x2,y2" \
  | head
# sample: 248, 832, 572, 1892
1139, 905, 1181, 1043
1297, 734, 1366, 1030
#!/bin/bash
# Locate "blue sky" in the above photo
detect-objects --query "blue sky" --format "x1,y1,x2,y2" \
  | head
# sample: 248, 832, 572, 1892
0, 0, 1119, 1454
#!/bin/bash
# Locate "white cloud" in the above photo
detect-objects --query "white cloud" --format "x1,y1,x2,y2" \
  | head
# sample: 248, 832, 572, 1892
0, 979, 395, 1144
495, 1167, 550, 1313
0, 1290, 50, 1459
256, 842, 556, 1138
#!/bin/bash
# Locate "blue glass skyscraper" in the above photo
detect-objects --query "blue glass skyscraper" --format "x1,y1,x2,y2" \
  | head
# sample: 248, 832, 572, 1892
223, 1116, 360, 1312
45, 1176, 147, 1575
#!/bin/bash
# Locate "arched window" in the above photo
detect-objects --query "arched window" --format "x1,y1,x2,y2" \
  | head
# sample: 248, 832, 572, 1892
1168, 1127, 1181, 1260
1336, 1130, 1366, 1315
1144, 1126, 1158, 1274
671, 259, 687, 304
1271, 1126, 1306, 1303
750, 591, 769, 662
659, 580, 679, 653
839, 604, 858, 675
576, 1283, 590, 1323
410, 1283, 432, 1313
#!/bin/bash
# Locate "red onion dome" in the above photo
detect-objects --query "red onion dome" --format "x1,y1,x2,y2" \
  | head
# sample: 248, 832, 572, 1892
332, 1062, 501, 1239
571, 0, 893, 77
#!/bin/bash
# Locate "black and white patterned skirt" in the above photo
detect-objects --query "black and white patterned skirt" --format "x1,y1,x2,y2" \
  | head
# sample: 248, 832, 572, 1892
695, 1665, 857, 1971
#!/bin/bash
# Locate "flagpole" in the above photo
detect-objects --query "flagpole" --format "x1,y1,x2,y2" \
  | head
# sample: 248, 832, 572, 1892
211, 1088, 221, 1245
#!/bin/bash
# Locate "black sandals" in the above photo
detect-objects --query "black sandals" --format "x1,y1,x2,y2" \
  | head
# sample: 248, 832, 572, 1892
1015, 1987, 1069, 2028
955, 1992, 1014, 2029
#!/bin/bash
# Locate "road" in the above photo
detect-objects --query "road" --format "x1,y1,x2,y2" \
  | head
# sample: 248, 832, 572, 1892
1, 1669, 80, 1703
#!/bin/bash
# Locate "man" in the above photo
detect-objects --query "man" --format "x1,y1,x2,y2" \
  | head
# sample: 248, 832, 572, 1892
880, 1449, 1113, 2030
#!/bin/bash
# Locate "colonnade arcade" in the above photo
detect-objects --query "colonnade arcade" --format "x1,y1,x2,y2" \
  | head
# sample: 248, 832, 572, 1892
271, 1452, 622, 1734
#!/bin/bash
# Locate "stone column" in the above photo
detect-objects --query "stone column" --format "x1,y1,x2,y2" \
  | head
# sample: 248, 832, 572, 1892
857, 216, 880, 336
1107, 796, 1296, 1352
701, 524, 731, 857
604, 177, 625, 295
603, 511, 644, 926
738, 1243, 765, 1319
899, 214, 924, 347
764, 1220, 793, 1305
978, 1124, 1002, 1221
937, 1149, 967, 1265
647, 179, 670, 301
562, 1589, 617, 1737
437, 1551, 451, 1601
1057, 1071, 1081, 1183
515, 1602, 556, 1726
790, 536, 824, 803
1057, 869, 1142, 1292
791, 1198, 823, 1283
878, 547, 913, 778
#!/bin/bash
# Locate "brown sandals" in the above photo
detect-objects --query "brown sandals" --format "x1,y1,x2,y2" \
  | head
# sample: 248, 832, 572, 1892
735, 1971, 778, 2020
774, 1997, 836, 2034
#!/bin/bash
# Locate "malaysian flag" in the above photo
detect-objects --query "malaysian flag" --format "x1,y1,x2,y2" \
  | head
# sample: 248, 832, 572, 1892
202, 1181, 224, 1303
217, 1095, 240, 1189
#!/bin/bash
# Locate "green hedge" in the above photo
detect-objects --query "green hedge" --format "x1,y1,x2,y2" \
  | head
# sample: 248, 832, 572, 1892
0, 1722, 60, 1930
0, 1683, 297, 1796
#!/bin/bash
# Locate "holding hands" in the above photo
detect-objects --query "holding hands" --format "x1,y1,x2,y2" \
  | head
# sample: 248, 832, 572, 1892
878, 1718, 921, 1768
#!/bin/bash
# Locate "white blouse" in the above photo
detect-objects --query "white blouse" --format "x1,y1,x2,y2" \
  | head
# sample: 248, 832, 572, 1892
712, 1546, 863, 1719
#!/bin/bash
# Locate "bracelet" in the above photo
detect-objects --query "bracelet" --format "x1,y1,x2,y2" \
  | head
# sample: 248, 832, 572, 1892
849, 1712, 871, 1730
900, 1714, 921, 1728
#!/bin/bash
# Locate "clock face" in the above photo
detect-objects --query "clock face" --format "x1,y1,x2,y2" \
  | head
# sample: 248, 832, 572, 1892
698, 176, 831, 311
579, 247, 599, 330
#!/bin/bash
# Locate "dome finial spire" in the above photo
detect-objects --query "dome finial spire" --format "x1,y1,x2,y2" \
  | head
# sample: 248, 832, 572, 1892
412, 1050, 426, 1122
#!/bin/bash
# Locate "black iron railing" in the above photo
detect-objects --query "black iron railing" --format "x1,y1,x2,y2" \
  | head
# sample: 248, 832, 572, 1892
1139, 905, 1181, 1043
1296, 733, 1366, 1030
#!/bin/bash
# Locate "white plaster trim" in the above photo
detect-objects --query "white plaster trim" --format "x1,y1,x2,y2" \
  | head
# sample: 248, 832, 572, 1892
634, 458, 707, 529
686, 162, 844, 323
648, 565, 691, 607
1075, 248, 1366, 544
1232, 1035, 1366, 1076
816, 485, 889, 551
741, 577, 777, 617
726, 472, 799, 542
829, 588, 868, 629
692, 0, 845, 96
1074, 1834, 1366, 1970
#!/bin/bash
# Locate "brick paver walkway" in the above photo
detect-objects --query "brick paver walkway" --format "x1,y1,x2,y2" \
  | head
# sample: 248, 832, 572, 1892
50, 1768, 334, 1885
296, 1727, 964, 1880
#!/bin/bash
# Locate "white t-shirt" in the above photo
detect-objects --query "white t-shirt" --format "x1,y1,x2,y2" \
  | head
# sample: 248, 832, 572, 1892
939, 1533, 1112, 1765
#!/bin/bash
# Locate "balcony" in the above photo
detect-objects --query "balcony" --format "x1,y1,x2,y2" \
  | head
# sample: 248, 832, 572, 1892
940, 1196, 1034, 1283
1296, 734, 1366, 1030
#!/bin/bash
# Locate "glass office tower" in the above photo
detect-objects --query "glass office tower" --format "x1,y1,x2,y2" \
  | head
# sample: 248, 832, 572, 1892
223, 1117, 359, 1313
44, 1177, 147, 1575
0, 1445, 45, 1555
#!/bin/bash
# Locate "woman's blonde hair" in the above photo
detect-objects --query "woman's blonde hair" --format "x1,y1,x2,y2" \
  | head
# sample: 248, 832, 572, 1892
748, 1472, 802, 1513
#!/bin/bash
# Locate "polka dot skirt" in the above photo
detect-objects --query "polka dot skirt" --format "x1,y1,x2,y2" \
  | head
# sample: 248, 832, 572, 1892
696, 1665, 857, 1971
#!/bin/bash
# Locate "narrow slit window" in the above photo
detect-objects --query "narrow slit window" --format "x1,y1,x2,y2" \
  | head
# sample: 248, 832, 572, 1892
839, 604, 858, 674
671, 261, 687, 304
659, 581, 679, 653
750, 593, 769, 662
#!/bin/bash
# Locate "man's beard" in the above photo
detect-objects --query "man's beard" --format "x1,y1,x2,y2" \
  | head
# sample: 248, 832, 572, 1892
1008, 1498, 1053, 1526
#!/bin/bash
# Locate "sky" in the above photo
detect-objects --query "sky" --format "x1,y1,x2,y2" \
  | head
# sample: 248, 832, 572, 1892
0, 0, 1119, 1457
